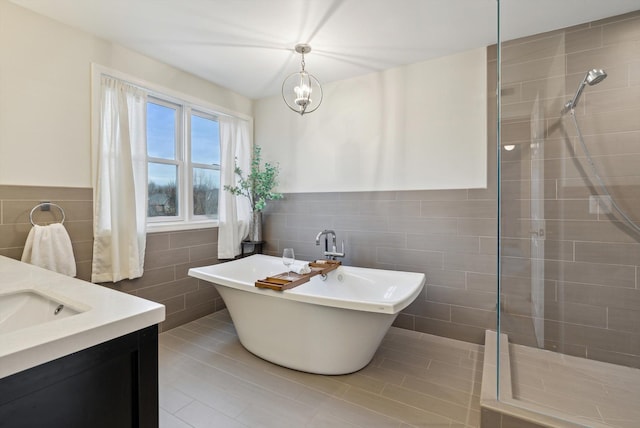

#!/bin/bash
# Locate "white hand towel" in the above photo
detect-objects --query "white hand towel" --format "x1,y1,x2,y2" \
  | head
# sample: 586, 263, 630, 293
290, 261, 311, 275
21, 223, 77, 277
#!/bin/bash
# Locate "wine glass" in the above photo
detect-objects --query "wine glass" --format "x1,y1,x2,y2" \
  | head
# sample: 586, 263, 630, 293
282, 248, 295, 279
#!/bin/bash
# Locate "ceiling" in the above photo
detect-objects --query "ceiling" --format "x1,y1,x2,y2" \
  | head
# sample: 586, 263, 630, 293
10, 0, 640, 100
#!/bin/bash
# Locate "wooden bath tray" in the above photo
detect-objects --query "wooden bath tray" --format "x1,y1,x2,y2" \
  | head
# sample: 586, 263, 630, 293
255, 260, 342, 291
255, 273, 310, 291
309, 260, 341, 275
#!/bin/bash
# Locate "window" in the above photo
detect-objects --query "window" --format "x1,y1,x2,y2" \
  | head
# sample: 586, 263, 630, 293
146, 95, 221, 226
91, 65, 245, 233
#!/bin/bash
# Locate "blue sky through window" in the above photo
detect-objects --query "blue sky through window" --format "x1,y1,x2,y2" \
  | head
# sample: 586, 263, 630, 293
191, 114, 220, 165
148, 162, 176, 186
147, 102, 176, 159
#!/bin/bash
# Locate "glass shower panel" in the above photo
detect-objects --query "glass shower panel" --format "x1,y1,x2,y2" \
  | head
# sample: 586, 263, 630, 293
498, 1, 640, 425
498, 2, 569, 352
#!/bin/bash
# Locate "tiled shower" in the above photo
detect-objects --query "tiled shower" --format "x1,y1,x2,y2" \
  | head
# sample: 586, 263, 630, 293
488, 6, 640, 427
499, 10, 640, 367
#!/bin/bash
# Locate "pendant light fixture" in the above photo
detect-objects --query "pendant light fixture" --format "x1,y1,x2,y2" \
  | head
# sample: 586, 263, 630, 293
282, 44, 323, 116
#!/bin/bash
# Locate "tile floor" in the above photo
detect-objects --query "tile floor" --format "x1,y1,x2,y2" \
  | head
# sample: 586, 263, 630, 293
510, 342, 640, 428
158, 309, 483, 428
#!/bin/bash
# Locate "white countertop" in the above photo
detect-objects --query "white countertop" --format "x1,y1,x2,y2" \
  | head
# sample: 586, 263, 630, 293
0, 256, 165, 379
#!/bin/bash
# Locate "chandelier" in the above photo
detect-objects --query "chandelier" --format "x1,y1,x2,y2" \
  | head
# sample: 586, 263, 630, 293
282, 44, 323, 116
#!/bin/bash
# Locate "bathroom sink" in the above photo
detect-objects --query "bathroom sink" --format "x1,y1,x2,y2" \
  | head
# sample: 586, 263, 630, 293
0, 256, 164, 380
0, 290, 81, 334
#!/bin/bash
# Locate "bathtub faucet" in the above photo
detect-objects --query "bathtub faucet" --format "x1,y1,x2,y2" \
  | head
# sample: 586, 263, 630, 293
315, 229, 345, 260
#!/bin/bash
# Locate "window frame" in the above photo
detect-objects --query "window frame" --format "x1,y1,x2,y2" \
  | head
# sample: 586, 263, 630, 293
145, 93, 222, 229
91, 64, 252, 233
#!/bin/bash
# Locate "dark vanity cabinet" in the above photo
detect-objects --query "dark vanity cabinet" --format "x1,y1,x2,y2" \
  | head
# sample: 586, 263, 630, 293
0, 325, 159, 428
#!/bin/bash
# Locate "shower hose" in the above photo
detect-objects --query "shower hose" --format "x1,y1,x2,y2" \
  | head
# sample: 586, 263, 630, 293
569, 109, 640, 235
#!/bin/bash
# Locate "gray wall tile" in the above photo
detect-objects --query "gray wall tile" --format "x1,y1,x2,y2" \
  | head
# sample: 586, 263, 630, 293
333, 215, 388, 232
608, 307, 640, 333
425, 268, 467, 289
575, 241, 640, 265
427, 285, 496, 311
162, 295, 186, 316
169, 228, 217, 248
388, 217, 458, 235
415, 316, 486, 345
458, 218, 497, 237
444, 253, 497, 275
587, 346, 640, 368
408, 234, 479, 254
377, 248, 443, 270
545, 259, 636, 288
144, 247, 190, 270
451, 306, 496, 330
559, 281, 640, 311
188, 243, 218, 263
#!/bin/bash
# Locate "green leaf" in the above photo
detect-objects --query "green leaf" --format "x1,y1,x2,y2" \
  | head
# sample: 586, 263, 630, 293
223, 145, 283, 212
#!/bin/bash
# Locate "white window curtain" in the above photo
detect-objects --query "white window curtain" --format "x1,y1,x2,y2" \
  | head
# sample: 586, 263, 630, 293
218, 116, 251, 259
92, 76, 148, 283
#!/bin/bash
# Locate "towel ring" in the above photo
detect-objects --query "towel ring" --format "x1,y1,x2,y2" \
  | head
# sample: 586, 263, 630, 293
29, 203, 65, 226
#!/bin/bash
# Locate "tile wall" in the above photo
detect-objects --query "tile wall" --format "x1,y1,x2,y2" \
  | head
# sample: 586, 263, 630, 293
0, 185, 94, 275
261, 190, 499, 346
0, 185, 223, 331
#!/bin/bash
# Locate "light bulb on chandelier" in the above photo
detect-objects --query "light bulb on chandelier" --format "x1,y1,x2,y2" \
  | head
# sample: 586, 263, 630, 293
282, 44, 323, 115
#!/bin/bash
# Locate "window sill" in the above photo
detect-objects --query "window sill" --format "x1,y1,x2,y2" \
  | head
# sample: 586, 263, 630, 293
146, 220, 218, 233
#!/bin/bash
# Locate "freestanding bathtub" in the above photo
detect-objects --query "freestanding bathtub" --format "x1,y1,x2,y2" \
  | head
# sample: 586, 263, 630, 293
188, 254, 425, 375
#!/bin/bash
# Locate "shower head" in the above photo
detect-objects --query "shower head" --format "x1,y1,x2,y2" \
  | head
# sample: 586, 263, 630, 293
562, 69, 607, 114
585, 69, 607, 85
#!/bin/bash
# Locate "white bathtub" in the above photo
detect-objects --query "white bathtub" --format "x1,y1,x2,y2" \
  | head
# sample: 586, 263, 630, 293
188, 254, 425, 375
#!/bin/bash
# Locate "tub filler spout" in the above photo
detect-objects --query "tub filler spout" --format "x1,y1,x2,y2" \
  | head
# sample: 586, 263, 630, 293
315, 229, 345, 260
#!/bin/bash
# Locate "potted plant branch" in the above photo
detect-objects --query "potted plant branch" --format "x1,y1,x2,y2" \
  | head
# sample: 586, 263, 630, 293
224, 145, 283, 242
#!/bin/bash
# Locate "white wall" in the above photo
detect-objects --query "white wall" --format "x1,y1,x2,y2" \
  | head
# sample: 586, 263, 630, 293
1, 0, 488, 192
254, 47, 487, 193
0, 0, 252, 188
